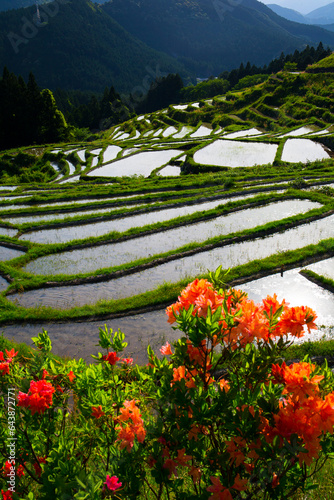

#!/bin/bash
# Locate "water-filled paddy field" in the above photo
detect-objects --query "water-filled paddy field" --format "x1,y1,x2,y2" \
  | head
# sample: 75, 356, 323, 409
10, 211, 334, 309
21, 198, 321, 273
2, 84, 334, 362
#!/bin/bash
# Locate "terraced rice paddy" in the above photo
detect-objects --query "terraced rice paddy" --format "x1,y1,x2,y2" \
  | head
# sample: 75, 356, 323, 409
11, 211, 334, 309
2, 70, 334, 361
21, 199, 321, 272
194, 139, 278, 167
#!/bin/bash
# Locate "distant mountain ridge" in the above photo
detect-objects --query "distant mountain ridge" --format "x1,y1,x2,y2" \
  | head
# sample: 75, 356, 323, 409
102, 0, 334, 76
268, 2, 334, 26
1, 0, 334, 94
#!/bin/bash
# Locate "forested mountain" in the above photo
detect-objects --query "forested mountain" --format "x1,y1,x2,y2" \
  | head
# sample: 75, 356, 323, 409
0, 0, 51, 13
0, 0, 190, 93
102, 0, 334, 76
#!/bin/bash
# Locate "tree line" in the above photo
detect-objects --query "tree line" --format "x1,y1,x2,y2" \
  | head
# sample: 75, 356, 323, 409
0, 67, 69, 150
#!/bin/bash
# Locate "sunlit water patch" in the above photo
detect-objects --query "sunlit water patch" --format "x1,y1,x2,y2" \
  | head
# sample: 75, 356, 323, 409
87, 150, 181, 178
194, 140, 278, 167
102, 145, 122, 163
18, 192, 275, 247
77, 150, 86, 162
0, 227, 17, 237
278, 126, 316, 137
67, 161, 76, 175
162, 127, 178, 137
22, 199, 320, 271
173, 104, 188, 110
0, 276, 9, 293
5, 204, 143, 225
90, 148, 102, 155
281, 139, 331, 163
305, 257, 334, 281
241, 268, 334, 338
158, 166, 181, 176
0, 245, 24, 261
0, 187, 17, 192
190, 126, 212, 138
223, 128, 263, 139
173, 127, 193, 139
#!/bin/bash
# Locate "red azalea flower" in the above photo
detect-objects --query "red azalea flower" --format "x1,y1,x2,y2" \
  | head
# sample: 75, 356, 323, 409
91, 405, 105, 419
18, 380, 55, 415
5, 349, 18, 363
1, 490, 13, 500
104, 474, 122, 491
0, 363, 9, 376
102, 352, 120, 365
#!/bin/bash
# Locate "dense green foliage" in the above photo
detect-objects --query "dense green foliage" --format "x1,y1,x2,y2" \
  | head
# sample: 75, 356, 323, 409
0, 69, 69, 150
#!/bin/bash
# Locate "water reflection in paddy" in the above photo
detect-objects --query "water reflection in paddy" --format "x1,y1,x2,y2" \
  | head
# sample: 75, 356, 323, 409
0, 245, 24, 261
305, 257, 334, 280
89, 150, 181, 178
194, 140, 278, 167
15, 211, 334, 308
0, 276, 9, 293
19, 193, 259, 245
242, 268, 334, 331
22, 200, 320, 274
281, 139, 331, 163
5, 203, 143, 225
0, 227, 17, 237
3, 271, 334, 363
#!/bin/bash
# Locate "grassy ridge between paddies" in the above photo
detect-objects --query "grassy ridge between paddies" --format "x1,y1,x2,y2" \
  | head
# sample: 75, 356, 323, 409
1, 190, 331, 287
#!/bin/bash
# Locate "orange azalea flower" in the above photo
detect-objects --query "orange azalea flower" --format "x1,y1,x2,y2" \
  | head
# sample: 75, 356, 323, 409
18, 380, 55, 415
91, 405, 105, 419
219, 378, 230, 393
67, 370, 76, 383
166, 279, 224, 323
226, 437, 246, 467
160, 342, 173, 355
278, 306, 317, 338
272, 361, 324, 399
115, 400, 146, 452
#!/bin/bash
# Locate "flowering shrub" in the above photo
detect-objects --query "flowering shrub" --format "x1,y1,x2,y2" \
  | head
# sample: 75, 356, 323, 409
1, 267, 334, 499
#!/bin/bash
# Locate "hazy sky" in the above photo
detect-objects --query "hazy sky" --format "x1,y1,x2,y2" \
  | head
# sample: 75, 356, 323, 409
260, 0, 331, 15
